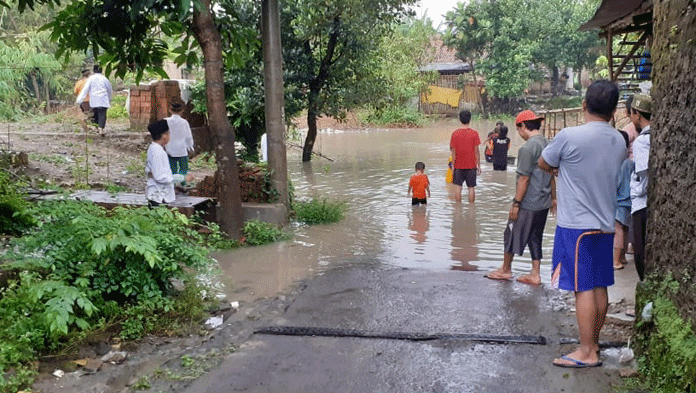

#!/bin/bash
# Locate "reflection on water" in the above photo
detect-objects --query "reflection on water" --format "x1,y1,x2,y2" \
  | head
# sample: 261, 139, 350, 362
213, 118, 557, 302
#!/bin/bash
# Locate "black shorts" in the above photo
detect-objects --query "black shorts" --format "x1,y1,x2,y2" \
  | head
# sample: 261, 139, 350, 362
504, 208, 549, 261
91, 107, 108, 128
493, 163, 507, 171
452, 168, 477, 188
411, 198, 427, 206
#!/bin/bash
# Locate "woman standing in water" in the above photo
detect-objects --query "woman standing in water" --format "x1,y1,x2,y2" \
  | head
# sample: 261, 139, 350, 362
492, 125, 510, 171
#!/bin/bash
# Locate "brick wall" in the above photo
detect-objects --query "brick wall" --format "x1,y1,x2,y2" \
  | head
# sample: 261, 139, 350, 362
129, 80, 212, 152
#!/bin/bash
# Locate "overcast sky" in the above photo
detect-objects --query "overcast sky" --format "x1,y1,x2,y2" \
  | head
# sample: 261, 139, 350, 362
415, 0, 464, 30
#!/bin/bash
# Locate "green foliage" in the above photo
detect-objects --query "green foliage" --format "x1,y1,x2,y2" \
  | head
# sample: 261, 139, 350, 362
0, 4, 82, 120
107, 95, 129, 119
293, 198, 346, 225
242, 219, 288, 246
282, 0, 418, 127
12, 201, 212, 302
369, 17, 437, 109
0, 170, 35, 235
443, 0, 601, 99
0, 199, 216, 391
362, 105, 425, 127
189, 152, 217, 171
633, 274, 696, 392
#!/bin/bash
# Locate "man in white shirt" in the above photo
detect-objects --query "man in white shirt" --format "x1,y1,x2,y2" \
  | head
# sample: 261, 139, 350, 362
165, 100, 195, 185
75, 65, 113, 136
629, 93, 652, 281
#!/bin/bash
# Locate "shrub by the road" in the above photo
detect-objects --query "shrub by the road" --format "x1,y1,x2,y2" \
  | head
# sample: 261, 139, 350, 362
0, 200, 216, 392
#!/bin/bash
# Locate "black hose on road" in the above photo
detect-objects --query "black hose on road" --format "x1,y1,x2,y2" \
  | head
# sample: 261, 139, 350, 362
255, 326, 547, 345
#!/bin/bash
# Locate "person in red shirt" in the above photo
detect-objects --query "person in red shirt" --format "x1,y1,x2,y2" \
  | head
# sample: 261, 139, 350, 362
450, 110, 482, 202
408, 162, 431, 205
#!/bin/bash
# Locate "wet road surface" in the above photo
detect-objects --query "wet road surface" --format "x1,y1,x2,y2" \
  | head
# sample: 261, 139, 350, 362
187, 119, 622, 392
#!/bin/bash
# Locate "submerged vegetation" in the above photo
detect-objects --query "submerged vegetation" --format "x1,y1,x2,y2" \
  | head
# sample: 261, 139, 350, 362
293, 198, 346, 225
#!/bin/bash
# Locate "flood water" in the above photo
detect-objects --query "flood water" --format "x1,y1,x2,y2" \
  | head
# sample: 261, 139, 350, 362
213, 118, 557, 303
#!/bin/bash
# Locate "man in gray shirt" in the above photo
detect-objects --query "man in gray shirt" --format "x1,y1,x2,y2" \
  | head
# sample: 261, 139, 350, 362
539, 80, 626, 369
485, 110, 555, 286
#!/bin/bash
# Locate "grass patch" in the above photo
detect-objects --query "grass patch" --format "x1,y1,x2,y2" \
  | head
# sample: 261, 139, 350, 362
107, 95, 129, 120
190, 152, 217, 171
242, 219, 289, 245
293, 198, 346, 225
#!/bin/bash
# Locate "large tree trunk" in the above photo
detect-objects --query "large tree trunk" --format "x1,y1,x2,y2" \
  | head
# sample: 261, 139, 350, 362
192, 0, 243, 238
649, 0, 696, 326
262, 0, 289, 209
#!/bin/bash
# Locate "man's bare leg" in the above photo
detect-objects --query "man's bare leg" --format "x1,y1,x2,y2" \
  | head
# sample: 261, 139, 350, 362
517, 259, 541, 285
591, 287, 608, 352
553, 289, 602, 366
485, 252, 514, 280
453, 185, 462, 202
467, 187, 475, 203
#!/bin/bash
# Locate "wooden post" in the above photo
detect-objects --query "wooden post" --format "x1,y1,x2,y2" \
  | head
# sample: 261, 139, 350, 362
608, 32, 614, 80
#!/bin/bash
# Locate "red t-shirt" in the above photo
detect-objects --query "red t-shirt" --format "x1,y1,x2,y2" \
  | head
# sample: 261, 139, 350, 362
409, 173, 430, 199
450, 127, 481, 169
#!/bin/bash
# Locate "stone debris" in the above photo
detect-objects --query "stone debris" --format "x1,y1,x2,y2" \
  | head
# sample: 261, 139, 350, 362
101, 351, 128, 364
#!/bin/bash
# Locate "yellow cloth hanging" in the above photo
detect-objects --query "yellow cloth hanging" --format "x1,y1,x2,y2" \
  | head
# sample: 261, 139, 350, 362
421, 85, 462, 107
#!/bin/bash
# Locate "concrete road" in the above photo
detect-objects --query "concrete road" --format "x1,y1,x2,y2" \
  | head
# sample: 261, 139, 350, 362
183, 265, 621, 393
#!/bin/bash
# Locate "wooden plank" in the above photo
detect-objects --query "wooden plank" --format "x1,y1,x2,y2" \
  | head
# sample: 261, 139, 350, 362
70, 191, 213, 217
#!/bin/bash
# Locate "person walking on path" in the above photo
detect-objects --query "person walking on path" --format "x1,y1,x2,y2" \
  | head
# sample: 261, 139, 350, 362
538, 80, 626, 368
485, 111, 555, 285
75, 64, 113, 136
165, 100, 195, 185
628, 93, 652, 281
408, 161, 430, 206
450, 110, 481, 203
145, 120, 176, 207
491, 125, 510, 171
73, 69, 91, 131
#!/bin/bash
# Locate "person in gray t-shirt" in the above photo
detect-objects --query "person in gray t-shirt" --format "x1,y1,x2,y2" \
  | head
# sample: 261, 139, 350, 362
539, 80, 626, 369
485, 110, 555, 286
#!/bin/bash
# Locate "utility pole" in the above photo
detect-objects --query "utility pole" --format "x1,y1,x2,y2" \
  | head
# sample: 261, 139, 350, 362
262, 0, 289, 217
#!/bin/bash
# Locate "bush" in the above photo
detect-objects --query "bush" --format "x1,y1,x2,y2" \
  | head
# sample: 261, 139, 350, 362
107, 95, 129, 120
0, 171, 35, 235
293, 198, 346, 225
242, 219, 288, 245
362, 105, 425, 127
0, 200, 217, 391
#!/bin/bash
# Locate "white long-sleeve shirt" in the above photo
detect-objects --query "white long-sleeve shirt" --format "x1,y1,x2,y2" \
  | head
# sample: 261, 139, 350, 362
75, 73, 112, 108
145, 142, 175, 203
164, 114, 194, 157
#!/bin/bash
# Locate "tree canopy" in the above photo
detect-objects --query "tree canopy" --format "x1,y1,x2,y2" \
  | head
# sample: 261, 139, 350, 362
444, 0, 601, 100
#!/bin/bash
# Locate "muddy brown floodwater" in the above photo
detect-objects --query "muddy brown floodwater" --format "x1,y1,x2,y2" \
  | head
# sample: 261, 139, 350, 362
213, 118, 558, 303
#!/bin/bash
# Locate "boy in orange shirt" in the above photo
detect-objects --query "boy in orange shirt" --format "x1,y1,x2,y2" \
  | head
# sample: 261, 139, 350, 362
408, 162, 431, 206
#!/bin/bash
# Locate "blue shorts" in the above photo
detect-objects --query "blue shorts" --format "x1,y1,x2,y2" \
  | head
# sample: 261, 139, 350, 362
551, 226, 614, 292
